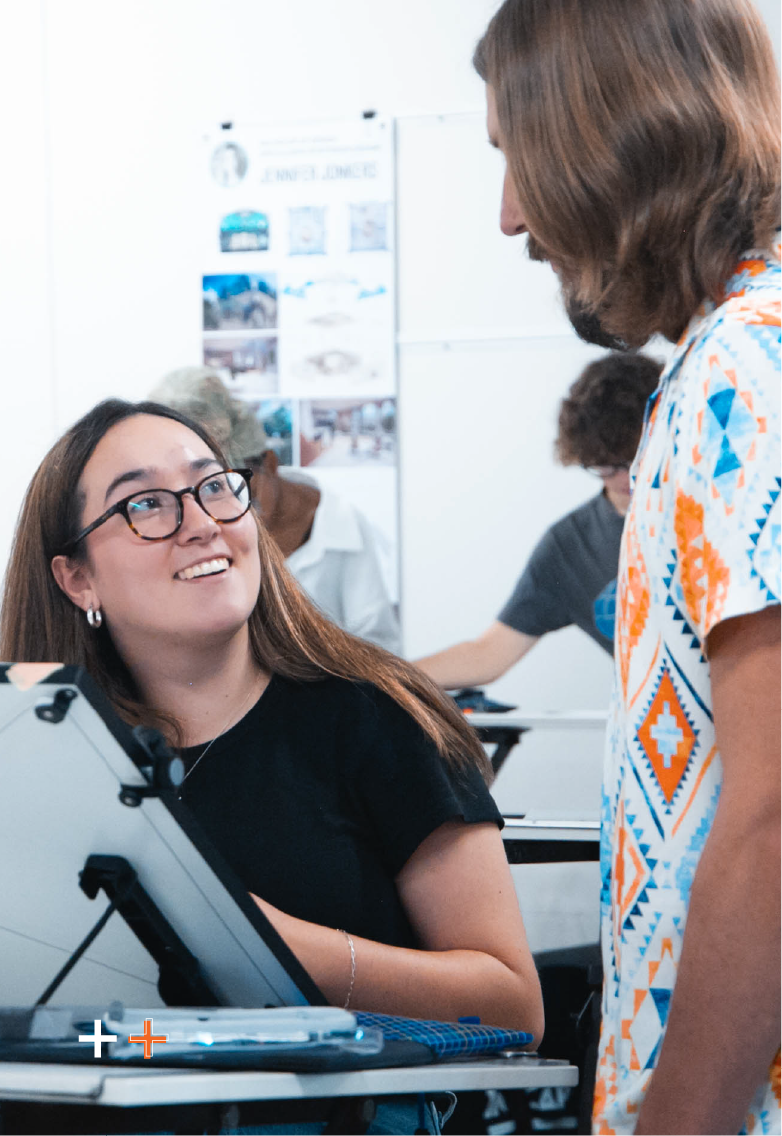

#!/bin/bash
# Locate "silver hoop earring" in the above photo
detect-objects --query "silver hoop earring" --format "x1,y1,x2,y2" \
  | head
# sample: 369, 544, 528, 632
86, 605, 103, 629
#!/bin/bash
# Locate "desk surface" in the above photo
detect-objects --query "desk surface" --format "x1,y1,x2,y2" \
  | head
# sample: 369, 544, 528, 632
0, 1057, 578, 1107
466, 709, 608, 731
503, 814, 600, 843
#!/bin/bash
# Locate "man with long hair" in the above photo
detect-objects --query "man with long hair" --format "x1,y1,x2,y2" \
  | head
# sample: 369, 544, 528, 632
474, 1, 780, 1132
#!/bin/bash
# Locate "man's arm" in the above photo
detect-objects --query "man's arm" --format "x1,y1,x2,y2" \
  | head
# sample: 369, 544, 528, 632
636, 605, 781, 1135
415, 621, 539, 688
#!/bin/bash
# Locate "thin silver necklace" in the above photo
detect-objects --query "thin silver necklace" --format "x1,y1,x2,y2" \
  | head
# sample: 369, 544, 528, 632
178, 680, 261, 797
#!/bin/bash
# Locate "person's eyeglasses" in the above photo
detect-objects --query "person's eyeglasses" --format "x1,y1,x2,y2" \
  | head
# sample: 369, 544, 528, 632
583, 463, 631, 479
63, 468, 254, 551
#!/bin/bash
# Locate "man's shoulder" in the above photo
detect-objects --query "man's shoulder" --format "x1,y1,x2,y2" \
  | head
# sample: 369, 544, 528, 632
310, 490, 365, 554
517, 495, 619, 581
546, 492, 614, 539
678, 286, 780, 412
707, 286, 779, 349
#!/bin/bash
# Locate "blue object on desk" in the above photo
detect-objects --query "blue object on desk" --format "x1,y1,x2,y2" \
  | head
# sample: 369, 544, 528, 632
354, 1012, 532, 1058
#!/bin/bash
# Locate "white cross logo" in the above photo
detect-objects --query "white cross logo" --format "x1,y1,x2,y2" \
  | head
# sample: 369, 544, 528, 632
78, 1019, 118, 1058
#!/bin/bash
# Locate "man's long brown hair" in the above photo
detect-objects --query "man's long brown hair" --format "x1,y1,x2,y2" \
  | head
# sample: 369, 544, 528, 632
1, 400, 490, 780
475, 0, 780, 346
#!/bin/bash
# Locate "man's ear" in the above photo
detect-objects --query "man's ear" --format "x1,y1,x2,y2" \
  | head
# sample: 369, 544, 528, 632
50, 555, 98, 614
261, 450, 279, 477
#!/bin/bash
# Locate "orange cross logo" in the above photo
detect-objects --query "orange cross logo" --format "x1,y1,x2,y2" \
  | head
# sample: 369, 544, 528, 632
128, 1017, 168, 1059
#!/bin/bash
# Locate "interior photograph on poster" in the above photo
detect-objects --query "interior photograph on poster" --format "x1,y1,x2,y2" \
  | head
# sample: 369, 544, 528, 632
200, 117, 398, 605
299, 397, 396, 468
202, 335, 279, 398
203, 272, 278, 330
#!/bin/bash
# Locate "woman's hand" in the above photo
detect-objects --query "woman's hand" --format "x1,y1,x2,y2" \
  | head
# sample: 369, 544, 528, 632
251, 820, 543, 1042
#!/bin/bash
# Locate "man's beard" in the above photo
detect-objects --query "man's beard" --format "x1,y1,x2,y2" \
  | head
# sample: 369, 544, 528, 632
527, 234, 627, 350
564, 295, 628, 350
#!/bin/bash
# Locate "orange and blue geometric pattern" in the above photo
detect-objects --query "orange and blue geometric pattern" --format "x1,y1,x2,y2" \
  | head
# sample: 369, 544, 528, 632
594, 237, 781, 1135
636, 667, 697, 808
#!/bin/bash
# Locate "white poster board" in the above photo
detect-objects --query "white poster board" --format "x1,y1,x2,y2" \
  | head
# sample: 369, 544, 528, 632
200, 116, 398, 601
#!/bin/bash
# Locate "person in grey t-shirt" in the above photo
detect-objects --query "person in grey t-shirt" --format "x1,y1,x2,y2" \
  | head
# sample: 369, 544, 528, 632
416, 352, 662, 688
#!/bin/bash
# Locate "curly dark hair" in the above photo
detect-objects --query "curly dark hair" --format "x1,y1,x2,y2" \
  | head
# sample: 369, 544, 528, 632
556, 352, 663, 468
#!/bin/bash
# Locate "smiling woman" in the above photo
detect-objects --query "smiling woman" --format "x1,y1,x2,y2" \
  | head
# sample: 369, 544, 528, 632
0, 398, 543, 1039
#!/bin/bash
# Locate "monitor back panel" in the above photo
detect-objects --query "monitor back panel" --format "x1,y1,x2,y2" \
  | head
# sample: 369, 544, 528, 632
0, 671, 320, 1009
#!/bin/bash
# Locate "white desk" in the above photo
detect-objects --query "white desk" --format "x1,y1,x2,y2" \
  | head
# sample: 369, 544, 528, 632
466, 711, 604, 858
0, 1057, 578, 1107
503, 815, 600, 843
467, 708, 608, 779
502, 812, 600, 864
466, 709, 608, 731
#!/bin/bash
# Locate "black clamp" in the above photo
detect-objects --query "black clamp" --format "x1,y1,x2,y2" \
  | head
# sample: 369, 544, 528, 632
118, 726, 185, 807
34, 687, 77, 724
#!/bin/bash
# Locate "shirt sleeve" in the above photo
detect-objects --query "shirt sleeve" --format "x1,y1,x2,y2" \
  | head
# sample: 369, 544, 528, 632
672, 304, 781, 642
497, 529, 570, 636
340, 685, 502, 877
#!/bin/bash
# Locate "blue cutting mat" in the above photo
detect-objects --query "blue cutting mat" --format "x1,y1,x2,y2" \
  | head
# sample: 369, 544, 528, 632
354, 1012, 533, 1058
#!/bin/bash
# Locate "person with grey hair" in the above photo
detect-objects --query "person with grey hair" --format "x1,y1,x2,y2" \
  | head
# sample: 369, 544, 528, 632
150, 368, 401, 654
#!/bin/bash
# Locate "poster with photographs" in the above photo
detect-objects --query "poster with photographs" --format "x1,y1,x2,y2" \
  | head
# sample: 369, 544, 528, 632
201, 117, 398, 602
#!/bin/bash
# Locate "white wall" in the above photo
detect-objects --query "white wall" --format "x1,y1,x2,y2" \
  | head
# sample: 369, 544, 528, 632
0, 0, 778, 950
0, 3, 56, 571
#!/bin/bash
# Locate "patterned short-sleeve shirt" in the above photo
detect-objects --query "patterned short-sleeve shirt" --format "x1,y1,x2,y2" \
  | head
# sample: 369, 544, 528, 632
594, 239, 781, 1135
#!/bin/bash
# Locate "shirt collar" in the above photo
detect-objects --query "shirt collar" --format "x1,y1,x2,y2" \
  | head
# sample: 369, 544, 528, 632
285, 489, 363, 570
669, 232, 781, 372
632, 232, 780, 483
598, 488, 626, 522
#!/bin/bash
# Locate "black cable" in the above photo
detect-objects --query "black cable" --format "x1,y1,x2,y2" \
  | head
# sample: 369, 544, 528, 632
35, 898, 119, 1006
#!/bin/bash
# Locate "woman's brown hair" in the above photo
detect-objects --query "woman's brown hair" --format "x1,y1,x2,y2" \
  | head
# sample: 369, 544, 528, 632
474, 0, 781, 346
1, 400, 490, 780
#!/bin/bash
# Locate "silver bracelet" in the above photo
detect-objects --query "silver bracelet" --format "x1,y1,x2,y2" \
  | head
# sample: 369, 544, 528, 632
339, 929, 356, 1009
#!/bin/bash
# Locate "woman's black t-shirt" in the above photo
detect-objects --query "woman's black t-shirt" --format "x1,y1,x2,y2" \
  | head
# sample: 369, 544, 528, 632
178, 673, 502, 949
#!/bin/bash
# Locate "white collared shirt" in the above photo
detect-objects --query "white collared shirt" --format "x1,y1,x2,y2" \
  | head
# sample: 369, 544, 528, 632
285, 488, 401, 655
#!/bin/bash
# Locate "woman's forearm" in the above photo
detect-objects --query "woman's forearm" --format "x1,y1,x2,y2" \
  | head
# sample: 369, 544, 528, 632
251, 894, 543, 1041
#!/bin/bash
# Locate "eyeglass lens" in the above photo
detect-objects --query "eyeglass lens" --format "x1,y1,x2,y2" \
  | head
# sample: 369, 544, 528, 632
126, 471, 250, 538
587, 465, 626, 478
